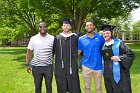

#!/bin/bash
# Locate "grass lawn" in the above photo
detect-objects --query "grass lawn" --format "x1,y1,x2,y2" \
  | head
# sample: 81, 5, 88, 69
0, 44, 140, 93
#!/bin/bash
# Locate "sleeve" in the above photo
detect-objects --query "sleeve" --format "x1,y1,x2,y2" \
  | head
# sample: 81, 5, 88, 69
52, 37, 57, 56
119, 42, 135, 70
27, 37, 34, 50
78, 38, 82, 51
100, 35, 105, 47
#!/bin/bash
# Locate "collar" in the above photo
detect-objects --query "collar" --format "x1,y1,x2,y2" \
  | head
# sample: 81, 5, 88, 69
38, 32, 49, 38
60, 32, 76, 37
105, 39, 114, 46
85, 32, 97, 39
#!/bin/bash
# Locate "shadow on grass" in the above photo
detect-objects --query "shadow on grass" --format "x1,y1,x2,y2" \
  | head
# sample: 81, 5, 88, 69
13, 55, 26, 62
0, 48, 27, 70
18, 63, 27, 69
0, 48, 26, 55
0, 48, 26, 63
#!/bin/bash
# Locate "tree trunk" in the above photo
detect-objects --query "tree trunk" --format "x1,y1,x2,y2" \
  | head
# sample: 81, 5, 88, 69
74, 9, 87, 33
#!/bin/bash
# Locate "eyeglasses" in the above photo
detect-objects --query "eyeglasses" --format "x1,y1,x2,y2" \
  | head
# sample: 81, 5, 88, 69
39, 26, 47, 28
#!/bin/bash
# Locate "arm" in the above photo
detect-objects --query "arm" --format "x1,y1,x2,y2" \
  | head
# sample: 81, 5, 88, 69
100, 35, 105, 47
52, 39, 55, 57
78, 37, 83, 56
119, 42, 135, 69
78, 50, 82, 56
26, 49, 33, 73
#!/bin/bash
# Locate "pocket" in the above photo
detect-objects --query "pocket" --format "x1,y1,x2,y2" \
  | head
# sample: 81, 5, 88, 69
32, 66, 37, 76
82, 65, 92, 77
48, 65, 53, 77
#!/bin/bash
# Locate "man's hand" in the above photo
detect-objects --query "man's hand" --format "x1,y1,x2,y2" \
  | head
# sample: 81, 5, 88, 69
111, 56, 120, 62
26, 65, 32, 73
78, 50, 82, 56
26, 49, 33, 73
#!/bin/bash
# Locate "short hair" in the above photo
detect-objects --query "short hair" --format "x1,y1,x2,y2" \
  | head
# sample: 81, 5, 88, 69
85, 19, 96, 27
39, 21, 47, 26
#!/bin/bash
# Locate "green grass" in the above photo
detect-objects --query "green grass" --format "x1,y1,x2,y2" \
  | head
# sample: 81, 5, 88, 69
0, 45, 140, 93
128, 44, 140, 92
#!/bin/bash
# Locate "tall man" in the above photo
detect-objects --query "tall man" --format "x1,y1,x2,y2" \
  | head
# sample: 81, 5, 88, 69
101, 25, 135, 93
26, 22, 54, 93
53, 18, 81, 93
78, 19, 105, 93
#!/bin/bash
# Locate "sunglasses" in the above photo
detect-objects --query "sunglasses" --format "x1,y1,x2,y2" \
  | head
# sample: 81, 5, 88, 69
39, 26, 47, 28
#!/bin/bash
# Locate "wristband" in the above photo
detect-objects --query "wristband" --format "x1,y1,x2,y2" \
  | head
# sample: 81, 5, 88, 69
25, 64, 30, 66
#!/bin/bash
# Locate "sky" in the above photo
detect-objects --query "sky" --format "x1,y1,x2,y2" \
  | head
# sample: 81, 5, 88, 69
131, 7, 140, 23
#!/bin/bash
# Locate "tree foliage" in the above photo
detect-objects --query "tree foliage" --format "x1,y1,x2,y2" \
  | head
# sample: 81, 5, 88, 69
0, 0, 140, 45
132, 21, 140, 33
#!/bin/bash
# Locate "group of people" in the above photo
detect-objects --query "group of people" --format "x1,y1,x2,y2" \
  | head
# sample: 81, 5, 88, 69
25, 18, 135, 93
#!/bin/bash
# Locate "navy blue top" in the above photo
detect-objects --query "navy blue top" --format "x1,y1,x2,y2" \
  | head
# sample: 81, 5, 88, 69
78, 32, 105, 70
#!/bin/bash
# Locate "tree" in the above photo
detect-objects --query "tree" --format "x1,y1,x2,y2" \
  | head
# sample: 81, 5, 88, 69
132, 21, 140, 33
0, 0, 140, 45
0, 0, 55, 36
50, 0, 140, 32
0, 27, 14, 45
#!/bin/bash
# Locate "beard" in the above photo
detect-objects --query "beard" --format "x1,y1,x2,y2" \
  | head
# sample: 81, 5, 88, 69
63, 28, 71, 33
87, 31, 93, 33
40, 32, 46, 35
86, 28, 94, 33
87, 30, 93, 33
40, 30, 47, 36
105, 37, 111, 41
